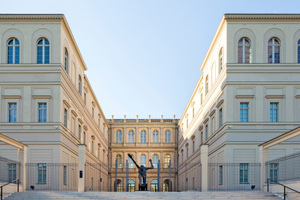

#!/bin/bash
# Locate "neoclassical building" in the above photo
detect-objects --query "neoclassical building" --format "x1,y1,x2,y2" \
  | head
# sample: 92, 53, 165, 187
1, 13, 300, 193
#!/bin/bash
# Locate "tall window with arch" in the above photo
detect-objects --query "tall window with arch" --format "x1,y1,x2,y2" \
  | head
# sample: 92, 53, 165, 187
205, 75, 209, 95
78, 75, 82, 95
153, 154, 158, 168
116, 130, 122, 143
116, 154, 122, 168
128, 130, 134, 143
7, 38, 20, 64
140, 154, 146, 167
164, 154, 171, 168
165, 130, 171, 143
268, 37, 280, 63
219, 48, 223, 73
128, 154, 134, 168
153, 130, 158, 143
238, 37, 251, 63
64, 48, 68, 73
140, 130, 146, 143
37, 38, 50, 64
298, 39, 300, 63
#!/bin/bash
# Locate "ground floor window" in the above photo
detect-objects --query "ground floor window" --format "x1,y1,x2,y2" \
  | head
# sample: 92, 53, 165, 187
38, 163, 46, 184
270, 163, 278, 183
239, 163, 248, 184
151, 179, 158, 192
8, 164, 16, 182
128, 179, 135, 192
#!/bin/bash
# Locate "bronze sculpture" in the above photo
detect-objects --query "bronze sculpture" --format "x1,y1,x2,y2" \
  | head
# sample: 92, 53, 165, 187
128, 153, 154, 191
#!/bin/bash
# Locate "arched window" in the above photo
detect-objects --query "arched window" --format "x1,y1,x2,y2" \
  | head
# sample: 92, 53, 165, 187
128, 179, 135, 192
163, 179, 171, 192
140, 130, 146, 143
128, 154, 134, 168
268, 37, 280, 63
115, 179, 123, 192
164, 154, 171, 168
37, 38, 50, 64
151, 179, 158, 192
153, 154, 158, 168
78, 75, 82, 95
219, 48, 223, 73
165, 130, 171, 143
298, 39, 300, 63
128, 130, 134, 143
116, 154, 122, 168
7, 38, 20, 64
153, 130, 158, 143
140, 154, 146, 167
205, 75, 209, 95
64, 48, 68, 73
116, 130, 122, 143
238, 37, 251, 63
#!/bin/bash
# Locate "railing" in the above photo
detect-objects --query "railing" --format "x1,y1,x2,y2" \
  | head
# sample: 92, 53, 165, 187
0, 179, 19, 200
267, 178, 300, 200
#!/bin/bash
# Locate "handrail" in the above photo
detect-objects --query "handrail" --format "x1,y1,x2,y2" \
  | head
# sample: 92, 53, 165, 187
267, 178, 300, 200
0, 179, 19, 200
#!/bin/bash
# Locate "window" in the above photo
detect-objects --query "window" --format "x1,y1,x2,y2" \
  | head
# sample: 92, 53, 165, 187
181, 152, 183, 163
219, 108, 223, 127
78, 125, 81, 141
268, 37, 280, 63
219, 165, 223, 185
8, 103, 17, 122
98, 148, 100, 158
193, 108, 195, 118
92, 108, 94, 118
205, 124, 208, 140
78, 75, 82, 95
153, 155, 158, 168
186, 119, 188, 128
8, 164, 16, 182
219, 48, 223, 73
37, 38, 49, 64
64, 48, 68, 73
238, 38, 251, 63
140, 155, 146, 167
128, 154, 134, 168
165, 130, 171, 143
64, 109, 68, 127
239, 163, 248, 183
153, 130, 158, 143
205, 75, 209, 95
116, 154, 122, 168
63, 166, 67, 185
38, 103, 47, 122
128, 179, 135, 192
116, 130, 122, 143
200, 132, 203, 144
8, 38, 20, 64
140, 130, 146, 143
240, 103, 249, 122
91, 141, 94, 153
270, 163, 278, 183
116, 179, 123, 192
186, 148, 188, 158
270, 103, 278, 122
83, 132, 86, 144
128, 130, 134, 143
192, 141, 195, 153
38, 163, 47, 184
84, 93, 86, 105
298, 39, 300, 63
164, 154, 171, 168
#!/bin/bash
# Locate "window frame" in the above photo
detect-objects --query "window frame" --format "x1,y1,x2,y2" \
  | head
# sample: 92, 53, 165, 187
239, 163, 249, 184
153, 130, 159, 143
37, 38, 50, 64
37, 163, 47, 184
116, 130, 122, 143
240, 102, 249, 122
64, 48, 68, 73
128, 130, 134, 143
165, 130, 171, 143
8, 163, 17, 182
8, 103, 17, 123
268, 37, 281, 64
38, 103, 47, 123
238, 37, 251, 64
270, 102, 279, 122
7, 38, 20, 64
140, 130, 146, 143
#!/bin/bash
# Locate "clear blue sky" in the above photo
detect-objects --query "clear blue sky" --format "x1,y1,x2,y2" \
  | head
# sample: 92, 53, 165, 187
1, 0, 299, 119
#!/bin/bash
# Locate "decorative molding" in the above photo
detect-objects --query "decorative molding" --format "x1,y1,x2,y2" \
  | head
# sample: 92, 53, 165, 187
98, 143, 101, 147
209, 109, 216, 117
191, 135, 195, 140
78, 118, 83, 124
199, 125, 203, 131
203, 118, 209, 124
296, 95, 300, 99
32, 95, 51, 99
181, 149, 183, 153
63, 100, 71, 108
2, 95, 21, 99
216, 99, 224, 108
265, 95, 285, 99
191, 102, 195, 107
103, 149, 106, 153
185, 143, 189, 147
92, 101, 95, 107
91, 135, 95, 140
83, 125, 88, 131
185, 114, 189, 118
235, 95, 255, 99
71, 110, 78, 117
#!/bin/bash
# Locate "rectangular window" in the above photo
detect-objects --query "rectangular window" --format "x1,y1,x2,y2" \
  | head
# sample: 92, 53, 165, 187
64, 109, 68, 128
200, 132, 203, 144
153, 132, 158, 143
192, 141, 195, 153
205, 124, 208, 140
219, 165, 223, 185
84, 93, 86, 105
239, 163, 249, 184
91, 141, 94, 153
140, 133, 146, 143
128, 132, 134, 143
8, 164, 16, 182
63, 166, 67, 185
38, 163, 46, 184
240, 103, 249, 122
270, 103, 278, 122
38, 103, 47, 122
92, 108, 94, 118
8, 103, 17, 122
84, 132, 86, 144
78, 125, 81, 141
116, 132, 122, 143
270, 163, 278, 183
219, 108, 222, 127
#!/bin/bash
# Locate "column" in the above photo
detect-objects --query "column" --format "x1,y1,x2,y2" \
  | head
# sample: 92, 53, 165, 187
18, 146, 27, 191
78, 144, 86, 192
147, 127, 150, 146
200, 145, 208, 192
260, 146, 268, 192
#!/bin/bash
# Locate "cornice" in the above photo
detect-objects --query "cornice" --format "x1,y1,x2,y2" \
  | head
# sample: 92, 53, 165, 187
0, 14, 64, 20
224, 14, 300, 21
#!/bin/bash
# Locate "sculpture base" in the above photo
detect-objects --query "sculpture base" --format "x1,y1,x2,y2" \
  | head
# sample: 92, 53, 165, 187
139, 183, 147, 191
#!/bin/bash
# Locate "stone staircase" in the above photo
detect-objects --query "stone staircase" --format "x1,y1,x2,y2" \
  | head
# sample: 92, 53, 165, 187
4, 191, 282, 200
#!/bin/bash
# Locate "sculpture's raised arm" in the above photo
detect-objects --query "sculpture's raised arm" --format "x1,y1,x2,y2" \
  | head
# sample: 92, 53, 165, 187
128, 153, 140, 169
146, 159, 154, 170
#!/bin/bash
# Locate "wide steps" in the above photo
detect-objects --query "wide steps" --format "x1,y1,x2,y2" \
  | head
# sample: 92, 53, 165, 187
4, 191, 282, 200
